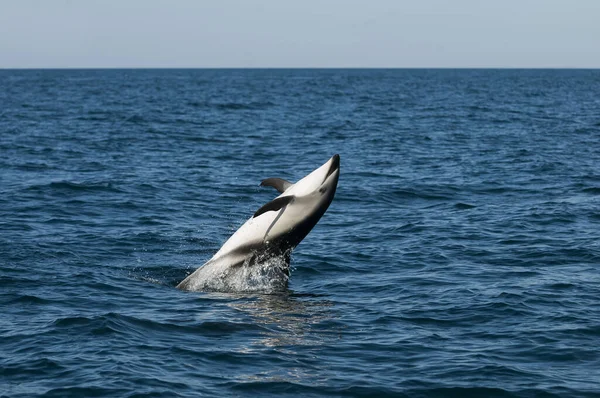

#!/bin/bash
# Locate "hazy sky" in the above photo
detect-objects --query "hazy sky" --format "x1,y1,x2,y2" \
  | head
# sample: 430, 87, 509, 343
1, 0, 599, 68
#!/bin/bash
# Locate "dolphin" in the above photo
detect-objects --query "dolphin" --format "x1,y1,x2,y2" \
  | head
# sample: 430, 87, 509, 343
177, 154, 340, 292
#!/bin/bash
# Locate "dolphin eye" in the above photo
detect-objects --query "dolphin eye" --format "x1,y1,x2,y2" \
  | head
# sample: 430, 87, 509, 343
319, 187, 327, 193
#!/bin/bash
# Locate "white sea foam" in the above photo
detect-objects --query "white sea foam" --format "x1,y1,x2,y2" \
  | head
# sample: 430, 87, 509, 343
182, 251, 290, 293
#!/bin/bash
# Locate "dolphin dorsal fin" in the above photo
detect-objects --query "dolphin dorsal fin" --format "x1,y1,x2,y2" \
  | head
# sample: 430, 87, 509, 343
253, 196, 294, 218
260, 178, 292, 193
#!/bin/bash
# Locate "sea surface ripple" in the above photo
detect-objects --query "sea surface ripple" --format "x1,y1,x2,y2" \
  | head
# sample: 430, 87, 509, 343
1, 69, 600, 397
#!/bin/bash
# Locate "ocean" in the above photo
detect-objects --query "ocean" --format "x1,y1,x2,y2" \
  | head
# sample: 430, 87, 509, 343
1, 69, 599, 397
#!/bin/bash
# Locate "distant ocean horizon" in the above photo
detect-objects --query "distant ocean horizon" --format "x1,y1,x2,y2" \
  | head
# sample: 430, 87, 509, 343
2, 66, 600, 70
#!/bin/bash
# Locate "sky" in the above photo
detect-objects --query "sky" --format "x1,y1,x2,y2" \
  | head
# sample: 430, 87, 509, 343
0, 0, 599, 68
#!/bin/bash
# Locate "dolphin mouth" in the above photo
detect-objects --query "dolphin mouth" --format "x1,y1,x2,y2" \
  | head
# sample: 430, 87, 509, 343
325, 154, 340, 180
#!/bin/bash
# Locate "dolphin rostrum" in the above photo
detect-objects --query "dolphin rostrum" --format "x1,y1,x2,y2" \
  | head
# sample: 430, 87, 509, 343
177, 154, 340, 292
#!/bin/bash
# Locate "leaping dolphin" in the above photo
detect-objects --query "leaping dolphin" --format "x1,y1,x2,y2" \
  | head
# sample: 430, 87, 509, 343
177, 154, 340, 292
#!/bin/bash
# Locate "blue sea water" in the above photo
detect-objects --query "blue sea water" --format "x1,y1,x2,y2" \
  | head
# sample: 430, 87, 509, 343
1, 69, 600, 397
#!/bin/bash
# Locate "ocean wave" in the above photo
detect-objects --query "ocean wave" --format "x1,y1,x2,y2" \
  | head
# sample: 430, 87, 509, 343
24, 181, 124, 194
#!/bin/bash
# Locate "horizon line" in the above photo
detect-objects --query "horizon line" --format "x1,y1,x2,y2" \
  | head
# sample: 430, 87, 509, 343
2, 66, 600, 70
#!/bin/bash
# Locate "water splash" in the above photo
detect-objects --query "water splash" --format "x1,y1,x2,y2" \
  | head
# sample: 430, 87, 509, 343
180, 251, 291, 293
